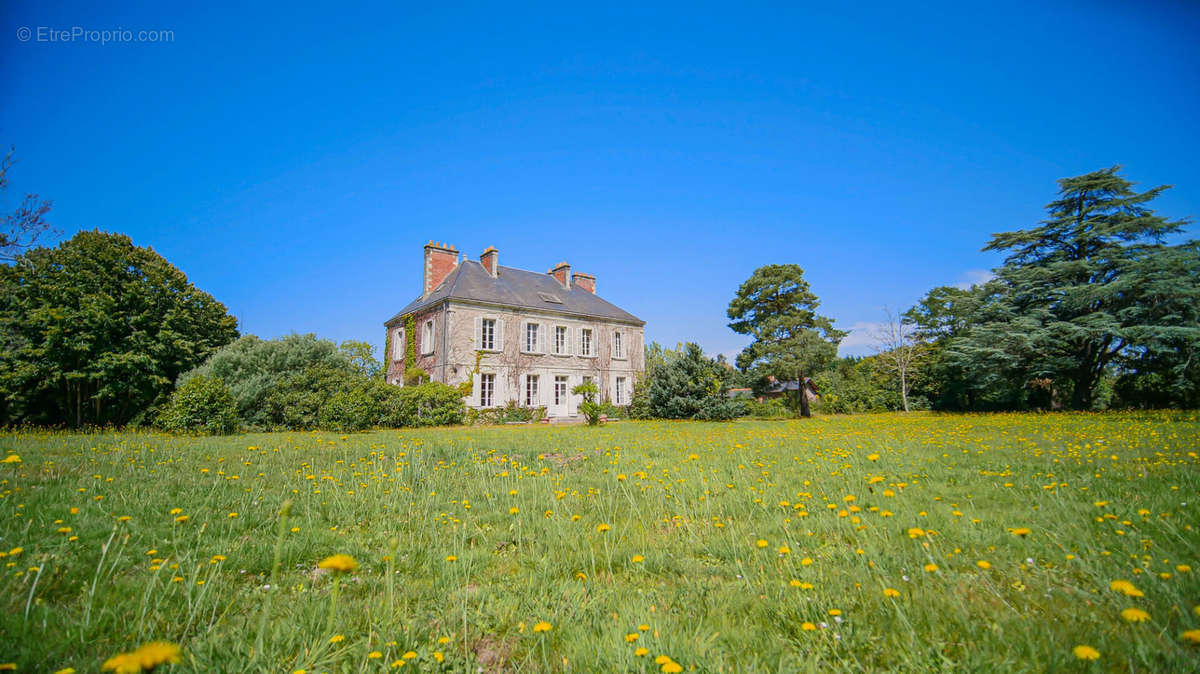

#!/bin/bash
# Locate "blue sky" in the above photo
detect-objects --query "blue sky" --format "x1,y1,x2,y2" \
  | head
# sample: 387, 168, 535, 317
3, 1, 1198, 360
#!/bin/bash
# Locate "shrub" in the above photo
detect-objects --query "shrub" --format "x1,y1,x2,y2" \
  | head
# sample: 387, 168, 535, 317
157, 375, 239, 435
403, 367, 429, 386
646, 343, 746, 420
744, 398, 789, 418
572, 381, 602, 425
183, 334, 356, 429
394, 382, 466, 427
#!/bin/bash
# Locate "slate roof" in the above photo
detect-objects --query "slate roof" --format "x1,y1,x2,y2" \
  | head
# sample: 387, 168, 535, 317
385, 260, 645, 326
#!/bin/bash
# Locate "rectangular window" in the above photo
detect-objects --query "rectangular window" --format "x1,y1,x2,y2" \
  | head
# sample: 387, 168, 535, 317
580, 328, 593, 356
525, 323, 539, 353
613, 331, 624, 359
554, 326, 568, 354
480, 374, 495, 407
481, 318, 496, 351
525, 375, 539, 406
393, 328, 404, 360
554, 376, 568, 406
422, 320, 434, 355
616, 377, 627, 405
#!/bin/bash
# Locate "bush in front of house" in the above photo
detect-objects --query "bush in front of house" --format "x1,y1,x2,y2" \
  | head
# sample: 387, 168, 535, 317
394, 382, 467, 427
156, 375, 239, 435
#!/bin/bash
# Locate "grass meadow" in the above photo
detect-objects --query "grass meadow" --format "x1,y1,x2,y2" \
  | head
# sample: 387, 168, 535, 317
1, 412, 1199, 672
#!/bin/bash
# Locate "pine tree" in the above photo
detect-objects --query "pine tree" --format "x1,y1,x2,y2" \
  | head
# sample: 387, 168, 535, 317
727, 264, 845, 417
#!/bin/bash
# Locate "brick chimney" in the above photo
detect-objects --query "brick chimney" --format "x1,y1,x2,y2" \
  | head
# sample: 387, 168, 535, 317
423, 241, 458, 295
549, 261, 571, 289
573, 271, 595, 294
480, 246, 499, 277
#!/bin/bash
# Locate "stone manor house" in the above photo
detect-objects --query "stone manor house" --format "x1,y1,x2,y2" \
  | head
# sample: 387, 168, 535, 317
384, 242, 645, 418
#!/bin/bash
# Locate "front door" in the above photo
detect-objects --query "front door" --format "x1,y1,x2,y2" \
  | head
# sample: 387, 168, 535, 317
551, 376, 570, 417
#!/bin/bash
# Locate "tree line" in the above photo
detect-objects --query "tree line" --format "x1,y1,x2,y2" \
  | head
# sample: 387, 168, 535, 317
1, 160, 1196, 429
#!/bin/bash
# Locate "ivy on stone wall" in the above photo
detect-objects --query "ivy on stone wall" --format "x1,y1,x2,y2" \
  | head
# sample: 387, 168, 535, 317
457, 350, 485, 397
404, 315, 417, 371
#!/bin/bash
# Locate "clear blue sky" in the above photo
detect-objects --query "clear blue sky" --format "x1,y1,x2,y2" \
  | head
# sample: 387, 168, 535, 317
3, 1, 1198, 359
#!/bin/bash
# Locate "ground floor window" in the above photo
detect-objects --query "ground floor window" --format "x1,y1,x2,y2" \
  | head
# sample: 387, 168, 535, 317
480, 373, 495, 407
525, 374, 539, 406
616, 376, 627, 405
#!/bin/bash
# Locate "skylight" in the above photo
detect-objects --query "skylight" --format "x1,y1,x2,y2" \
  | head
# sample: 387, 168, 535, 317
537, 292, 563, 304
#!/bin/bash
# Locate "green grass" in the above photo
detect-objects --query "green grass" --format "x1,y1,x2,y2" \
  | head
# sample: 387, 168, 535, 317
2, 412, 1199, 672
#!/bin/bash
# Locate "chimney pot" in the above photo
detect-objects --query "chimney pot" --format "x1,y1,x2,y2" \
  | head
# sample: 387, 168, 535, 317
550, 261, 571, 289
480, 246, 499, 277
423, 240, 459, 294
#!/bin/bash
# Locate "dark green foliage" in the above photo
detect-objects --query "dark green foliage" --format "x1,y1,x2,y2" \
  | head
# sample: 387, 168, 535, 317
156, 375, 239, 435
813, 357, 906, 414
728, 264, 845, 417
262, 364, 463, 431
950, 167, 1199, 410
395, 382, 467, 427
183, 334, 354, 429
0, 230, 239, 426
645, 343, 745, 420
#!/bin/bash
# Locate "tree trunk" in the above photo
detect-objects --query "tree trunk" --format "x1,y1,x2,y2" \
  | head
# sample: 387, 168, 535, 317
1070, 368, 1097, 410
798, 372, 811, 418
900, 368, 909, 412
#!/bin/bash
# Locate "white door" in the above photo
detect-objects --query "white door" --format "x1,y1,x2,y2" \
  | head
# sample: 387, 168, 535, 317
551, 375, 570, 417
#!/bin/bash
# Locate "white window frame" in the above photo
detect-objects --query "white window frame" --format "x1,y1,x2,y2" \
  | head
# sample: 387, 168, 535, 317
523, 322, 543, 354
421, 320, 435, 355
392, 328, 404, 361
480, 373, 496, 408
615, 376, 627, 405
475, 316, 504, 352
578, 327, 594, 357
553, 325, 570, 356
612, 330, 625, 360
525, 374, 539, 407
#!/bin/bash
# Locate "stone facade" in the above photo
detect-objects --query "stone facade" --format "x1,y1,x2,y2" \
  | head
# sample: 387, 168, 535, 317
385, 243, 645, 418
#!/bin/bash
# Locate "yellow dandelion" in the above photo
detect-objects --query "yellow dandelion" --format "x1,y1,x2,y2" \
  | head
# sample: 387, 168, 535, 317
632, 554, 645, 563
101, 653, 140, 674
1072, 645, 1100, 661
924, 563, 938, 572
755, 539, 768, 548
133, 641, 183, 668
1109, 579, 1144, 597
330, 634, 345, 643
801, 622, 817, 631
662, 662, 683, 673
1121, 608, 1150, 623
533, 621, 552, 633
445, 555, 457, 562
1182, 629, 1200, 644
625, 633, 639, 642
596, 523, 611, 533
1009, 527, 1031, 537
368, 651, 383, 659
976, 560, 991, 570
883, 588, 900, 598
634, 648, 649, 656
318, 554, 359, 573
